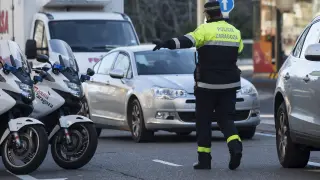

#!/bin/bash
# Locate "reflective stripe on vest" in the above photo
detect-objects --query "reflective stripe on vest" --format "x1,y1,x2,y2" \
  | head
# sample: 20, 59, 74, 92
204, 41, 240, 47
197, 81, 241, 89
186, 21, 243, 53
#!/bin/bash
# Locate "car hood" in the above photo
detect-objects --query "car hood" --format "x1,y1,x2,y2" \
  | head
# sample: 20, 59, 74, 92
138, 75, 251, 93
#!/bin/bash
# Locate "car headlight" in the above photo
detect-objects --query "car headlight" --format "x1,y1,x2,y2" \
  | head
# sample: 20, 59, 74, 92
64, 80, 82, 98
240, 85, 258, 95
151, 87, 187, 100
15, 81, 34, 101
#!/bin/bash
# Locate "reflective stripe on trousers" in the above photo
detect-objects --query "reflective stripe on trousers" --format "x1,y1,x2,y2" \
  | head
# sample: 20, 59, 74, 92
227, 135, 241, 143
197, 81, 241, 89
198, 146, 211, 153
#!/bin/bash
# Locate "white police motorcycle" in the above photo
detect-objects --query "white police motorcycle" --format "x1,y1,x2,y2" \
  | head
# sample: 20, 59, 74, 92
0, 40, 48, 174
25, 39, 98, 169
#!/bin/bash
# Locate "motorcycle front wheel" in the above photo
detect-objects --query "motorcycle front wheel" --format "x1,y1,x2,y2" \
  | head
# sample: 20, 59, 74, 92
51, 123, 98, 169
1, 125, 48, 175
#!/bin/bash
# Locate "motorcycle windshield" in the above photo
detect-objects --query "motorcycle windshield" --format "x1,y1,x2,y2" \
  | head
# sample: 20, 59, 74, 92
49, 39, 78, 72
0, 40, 30, 73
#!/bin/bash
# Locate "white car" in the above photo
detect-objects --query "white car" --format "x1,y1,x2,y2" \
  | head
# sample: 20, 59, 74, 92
83, 45, 261, 142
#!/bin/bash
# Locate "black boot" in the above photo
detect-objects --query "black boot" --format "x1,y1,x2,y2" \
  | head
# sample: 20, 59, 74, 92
193, 152, 212, 170
228, 140, 243, 170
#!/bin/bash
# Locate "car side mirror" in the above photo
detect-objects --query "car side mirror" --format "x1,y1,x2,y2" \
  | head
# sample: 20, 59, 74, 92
36, 54, 49, 63
25, 39, 37, 59
109, 69, 124, 79
305, 43, 320, 61
86, 68, 95, 76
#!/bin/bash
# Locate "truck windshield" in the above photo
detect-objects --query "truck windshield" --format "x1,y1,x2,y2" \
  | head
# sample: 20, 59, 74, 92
49, 20, 139, 52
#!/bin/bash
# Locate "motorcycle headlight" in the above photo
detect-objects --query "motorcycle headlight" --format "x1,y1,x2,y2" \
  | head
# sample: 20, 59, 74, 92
151, 87, 187, 100
64, 80, 82, 98
240, 85, 258, 96
15, 81, 34, 100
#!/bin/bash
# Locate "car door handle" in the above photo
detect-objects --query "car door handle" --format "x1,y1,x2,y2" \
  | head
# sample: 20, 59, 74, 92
284, 73, 290, 80
303, 75, 310, 82
106, 80, 110, 85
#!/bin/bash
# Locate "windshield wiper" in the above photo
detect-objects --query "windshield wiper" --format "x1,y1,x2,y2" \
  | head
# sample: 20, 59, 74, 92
70, 46, 92, 51
91, 45, 119, 50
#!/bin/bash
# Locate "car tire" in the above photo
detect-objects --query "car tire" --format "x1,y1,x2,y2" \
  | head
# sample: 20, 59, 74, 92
128, 99, 154, 143
80, 97, 102, 138
238, 127, 256, 139
276, 102, 310, 168
176, 132, 192, 136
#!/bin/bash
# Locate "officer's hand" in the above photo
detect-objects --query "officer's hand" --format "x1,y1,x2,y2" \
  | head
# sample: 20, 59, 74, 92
153, 42, 164, 51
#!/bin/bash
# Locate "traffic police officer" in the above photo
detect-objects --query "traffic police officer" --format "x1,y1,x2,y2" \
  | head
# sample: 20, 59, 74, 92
153, 1, 244, 170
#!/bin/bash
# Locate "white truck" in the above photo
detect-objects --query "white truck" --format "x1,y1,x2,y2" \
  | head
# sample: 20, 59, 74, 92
0, 0, 140, 73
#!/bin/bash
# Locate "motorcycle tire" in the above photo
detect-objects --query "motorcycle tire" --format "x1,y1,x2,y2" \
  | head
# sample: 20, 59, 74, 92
51, 123, 98, 169
1, 125, 48, 175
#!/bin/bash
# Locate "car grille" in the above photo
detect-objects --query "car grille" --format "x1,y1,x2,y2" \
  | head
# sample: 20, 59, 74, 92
178, 110, 250, 123
185, 98, 244, 103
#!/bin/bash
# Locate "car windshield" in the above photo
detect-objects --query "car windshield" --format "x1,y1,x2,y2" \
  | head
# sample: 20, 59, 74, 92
134, 49, 196, 75
49, 39, 78, 72
0, 40, 29, 73
49, 20, 139, 52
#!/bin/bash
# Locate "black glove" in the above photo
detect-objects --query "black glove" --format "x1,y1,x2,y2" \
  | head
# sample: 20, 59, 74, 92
153, 41, 166, 51
153, 39, 175, 51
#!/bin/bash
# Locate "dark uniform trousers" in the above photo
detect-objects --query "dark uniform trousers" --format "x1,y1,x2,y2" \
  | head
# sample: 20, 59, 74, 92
195, 87, 239, 149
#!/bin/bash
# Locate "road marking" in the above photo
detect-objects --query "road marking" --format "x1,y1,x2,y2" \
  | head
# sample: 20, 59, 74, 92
308, 161, 320, 167
153, 159, 182, 167
260, 114, 275, 125
7, 171, 67, 180
260, 114, 274, 118
255, 132, 276, 137
261, 119, 275, 125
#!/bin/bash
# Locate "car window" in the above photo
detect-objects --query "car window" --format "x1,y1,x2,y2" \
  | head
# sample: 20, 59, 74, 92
112, 53, 130, 75
134, 49, 196, 75
300, 22, 320, 59
93, 60, 101, 73
97, 52, 119, 74
292, 25, 311, 57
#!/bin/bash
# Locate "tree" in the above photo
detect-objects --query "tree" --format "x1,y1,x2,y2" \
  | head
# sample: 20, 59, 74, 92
125, 0, 197, 43
124, 0, 253, 43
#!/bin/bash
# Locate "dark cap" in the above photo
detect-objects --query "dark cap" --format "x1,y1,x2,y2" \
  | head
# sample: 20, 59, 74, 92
204, 1, 221, 12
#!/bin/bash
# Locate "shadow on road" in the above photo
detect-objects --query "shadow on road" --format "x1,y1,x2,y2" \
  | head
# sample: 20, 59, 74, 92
99, 133, 262, 144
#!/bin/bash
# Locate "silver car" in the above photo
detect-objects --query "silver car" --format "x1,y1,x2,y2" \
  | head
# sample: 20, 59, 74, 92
83, 45, 260, 142
274, 16, 320, 169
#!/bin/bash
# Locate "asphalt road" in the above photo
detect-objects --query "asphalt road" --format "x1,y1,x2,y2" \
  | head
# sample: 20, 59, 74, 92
2, 84, 320, 180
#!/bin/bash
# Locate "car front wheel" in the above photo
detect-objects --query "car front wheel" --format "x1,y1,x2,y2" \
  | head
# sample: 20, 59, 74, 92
276, 102, 310, 168
128, 99, 154, 143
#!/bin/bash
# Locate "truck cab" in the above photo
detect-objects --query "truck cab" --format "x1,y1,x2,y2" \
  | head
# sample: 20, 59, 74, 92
30, 11, 139, 73
0, 0, 140, 74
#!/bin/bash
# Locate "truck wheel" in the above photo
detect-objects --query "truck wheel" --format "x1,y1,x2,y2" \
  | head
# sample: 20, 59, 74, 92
238, 127, 256, 139
276, 102, 310, 168
128, 99, 154, 143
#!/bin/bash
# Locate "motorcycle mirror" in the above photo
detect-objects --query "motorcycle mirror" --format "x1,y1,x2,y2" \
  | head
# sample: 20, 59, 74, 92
36, 54, 49, 63
86, 68, 95, 76
52, 62, 63, 75
80, 74, 91, 82
33, 75, 43, 84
